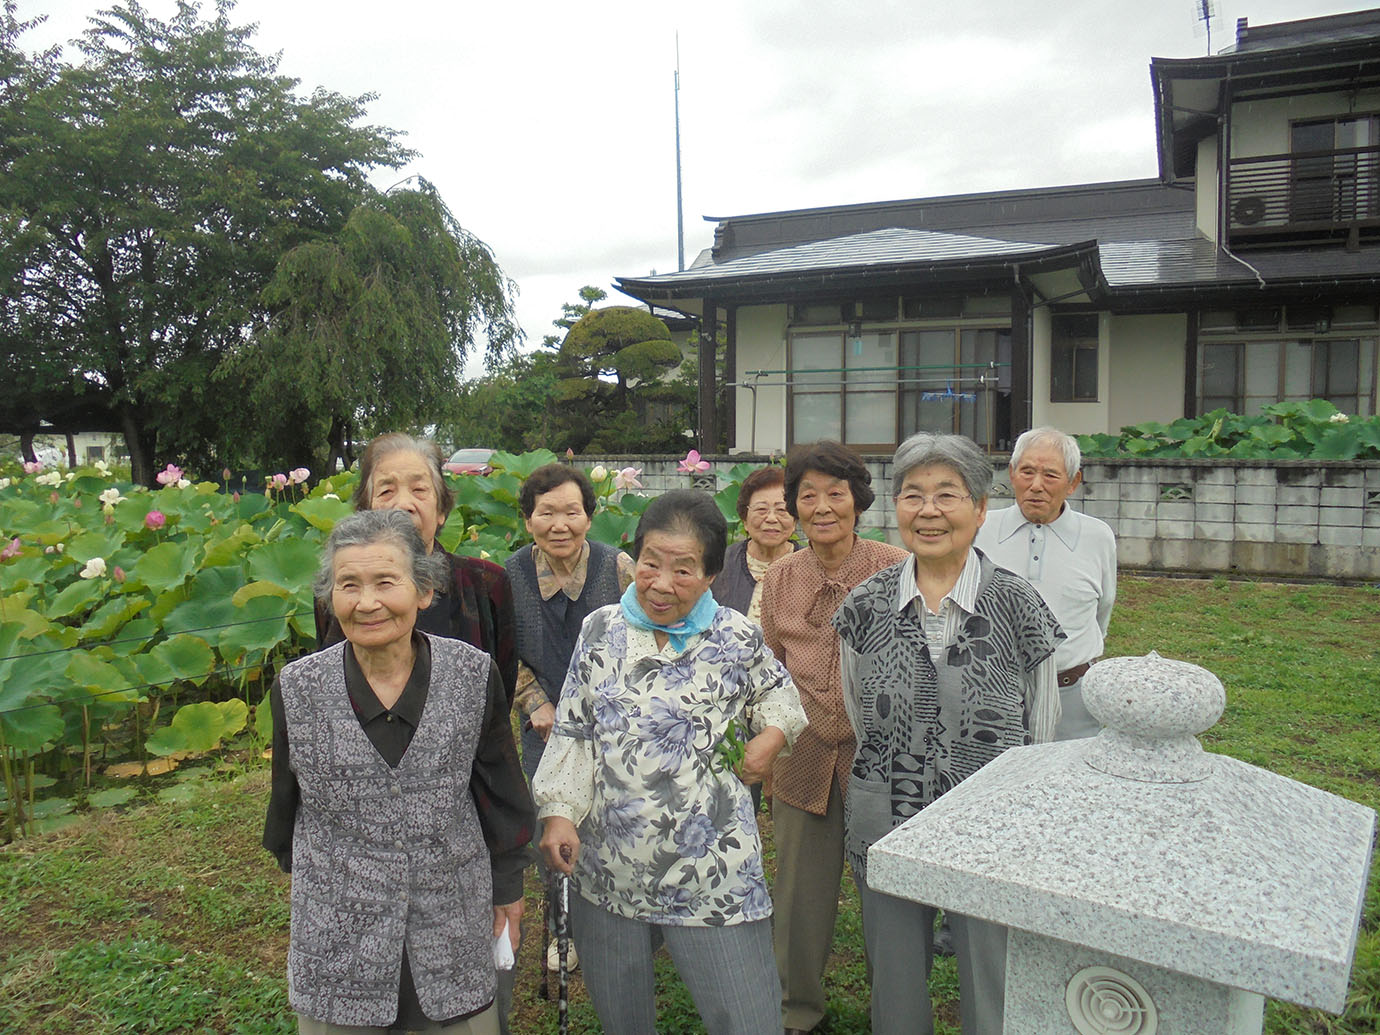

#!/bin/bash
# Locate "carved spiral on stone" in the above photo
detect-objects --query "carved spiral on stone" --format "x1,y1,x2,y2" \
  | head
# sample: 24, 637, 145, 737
1065, 966, 1158, 1035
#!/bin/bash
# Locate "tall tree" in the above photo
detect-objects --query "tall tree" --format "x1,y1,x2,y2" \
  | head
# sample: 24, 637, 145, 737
0, 1, 424, 482
229, 181, 519, 473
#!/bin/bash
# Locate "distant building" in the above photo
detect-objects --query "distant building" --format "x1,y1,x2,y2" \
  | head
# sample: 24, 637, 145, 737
616, 8, 1380, 453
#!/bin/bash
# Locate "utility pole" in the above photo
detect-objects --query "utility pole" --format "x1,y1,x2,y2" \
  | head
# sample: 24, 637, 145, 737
675, 33, 685, 271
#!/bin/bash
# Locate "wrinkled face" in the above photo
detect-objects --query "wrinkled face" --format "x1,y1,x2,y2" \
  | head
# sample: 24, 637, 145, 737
794, 470, 857, 548
1011, 442, 1081, 525
525, 481, 592, 562
895, 464, 987, 569
742, 484, 795, 551
331, 542, 432, 652
369, 450, 443, 552
634, 530, 714, 628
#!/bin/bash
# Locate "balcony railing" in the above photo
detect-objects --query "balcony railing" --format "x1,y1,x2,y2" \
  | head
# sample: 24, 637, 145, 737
1226, 145, 1380, 245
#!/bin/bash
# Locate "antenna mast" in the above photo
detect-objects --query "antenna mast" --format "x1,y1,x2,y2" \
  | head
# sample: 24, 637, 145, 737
1196, 0, 1216, 54
674, 33, 685, 272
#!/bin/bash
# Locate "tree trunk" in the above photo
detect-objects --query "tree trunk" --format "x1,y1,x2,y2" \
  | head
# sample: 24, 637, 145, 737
120, 407, 157, 486
326, 415, 347, 474
19, 433, 36, 464
65, 432, 77, 468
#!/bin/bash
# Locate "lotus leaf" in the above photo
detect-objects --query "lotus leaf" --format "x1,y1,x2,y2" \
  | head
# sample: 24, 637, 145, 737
44, 577, 106, 619
133, 541, 202, 595
149, 634, 217, 686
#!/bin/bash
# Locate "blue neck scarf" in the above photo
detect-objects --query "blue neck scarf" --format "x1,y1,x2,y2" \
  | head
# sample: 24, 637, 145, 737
620, 583, 718, 653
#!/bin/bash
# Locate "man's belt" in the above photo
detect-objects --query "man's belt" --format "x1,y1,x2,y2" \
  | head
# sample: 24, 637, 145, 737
1057, 662, 1092, 688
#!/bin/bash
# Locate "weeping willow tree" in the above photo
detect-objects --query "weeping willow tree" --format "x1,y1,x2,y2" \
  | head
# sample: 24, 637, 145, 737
227, 180, 520, 473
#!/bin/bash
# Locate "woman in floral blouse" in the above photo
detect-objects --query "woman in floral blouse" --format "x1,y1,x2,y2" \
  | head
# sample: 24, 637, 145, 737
533, 489, 807, 1035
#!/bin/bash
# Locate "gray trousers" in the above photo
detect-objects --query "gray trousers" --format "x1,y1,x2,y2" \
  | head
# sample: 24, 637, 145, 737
771, 778, 845, 1031
856, 874, 1007, 1035
296, 1003, 498, 1035
1054, 677, 1100, 741
570, 892, 781, 1035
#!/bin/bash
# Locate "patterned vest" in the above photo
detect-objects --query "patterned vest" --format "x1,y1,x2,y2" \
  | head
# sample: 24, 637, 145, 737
280, 637, 493, 1027
832, 554, 1060, 882
506, 541, 622, 704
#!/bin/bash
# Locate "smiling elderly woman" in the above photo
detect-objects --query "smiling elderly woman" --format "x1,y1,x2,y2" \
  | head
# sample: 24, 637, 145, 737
832, 433, 1063, 1035
532, 490, 806, 1035
263, 509, 535, 1035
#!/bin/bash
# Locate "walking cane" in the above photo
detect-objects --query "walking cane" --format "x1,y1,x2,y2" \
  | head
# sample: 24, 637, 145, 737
538, 875, 551, 1001
557, 845, 572, 1035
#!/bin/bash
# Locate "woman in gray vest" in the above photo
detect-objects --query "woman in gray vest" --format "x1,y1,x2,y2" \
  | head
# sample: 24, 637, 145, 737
263, 509, 535, 1035
831, 433, 1063, 1035
506, 463, 634, 783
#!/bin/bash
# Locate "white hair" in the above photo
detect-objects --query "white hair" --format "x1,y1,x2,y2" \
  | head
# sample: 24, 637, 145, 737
1009, 427, 1081, 480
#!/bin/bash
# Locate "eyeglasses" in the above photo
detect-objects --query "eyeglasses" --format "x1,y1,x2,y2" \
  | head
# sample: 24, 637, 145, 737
895, 491, 972, 512
746, 504, 791, 519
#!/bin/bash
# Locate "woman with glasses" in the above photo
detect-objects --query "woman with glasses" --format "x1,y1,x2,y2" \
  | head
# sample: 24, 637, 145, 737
832, 432, 1063, 1035
712, 465, 800, 625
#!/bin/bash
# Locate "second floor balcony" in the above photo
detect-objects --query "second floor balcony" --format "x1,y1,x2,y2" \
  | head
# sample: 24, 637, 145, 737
1226, 144, 1380, 248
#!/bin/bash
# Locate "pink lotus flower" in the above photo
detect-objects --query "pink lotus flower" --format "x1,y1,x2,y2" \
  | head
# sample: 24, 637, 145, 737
1, 537, 20, 560
271, 473, 288, 490
613, 466, 644, 490
155, 464, 184, 486
145, 510, 166, 530
289, 467, 310, 485
22, 460, 42, 474
678, 449, 711, 474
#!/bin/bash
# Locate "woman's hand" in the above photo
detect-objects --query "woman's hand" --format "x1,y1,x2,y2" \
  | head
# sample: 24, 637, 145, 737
493, 899, 523, 951
738, 726, 787, 785
540, 816, 580, 875
529, 702, 556, 741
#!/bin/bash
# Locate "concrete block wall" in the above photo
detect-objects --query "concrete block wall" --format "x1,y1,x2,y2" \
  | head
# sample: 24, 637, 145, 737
582, 454, 1380, 581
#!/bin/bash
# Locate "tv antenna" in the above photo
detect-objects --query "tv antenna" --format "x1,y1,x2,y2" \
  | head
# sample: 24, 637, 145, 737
1192, 0, 1218, 54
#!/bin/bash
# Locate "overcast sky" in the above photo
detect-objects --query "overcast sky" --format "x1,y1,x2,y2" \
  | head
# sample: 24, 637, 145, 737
20, 0, 1377, 370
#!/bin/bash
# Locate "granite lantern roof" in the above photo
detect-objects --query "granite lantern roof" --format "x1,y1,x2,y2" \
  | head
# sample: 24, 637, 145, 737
866, 652, 1377, 1016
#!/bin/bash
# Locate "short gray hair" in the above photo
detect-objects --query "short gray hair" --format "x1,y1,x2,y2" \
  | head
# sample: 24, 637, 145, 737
313, 509, 448, 610
892, 433, 993, 501
1009, 426, 1081, 480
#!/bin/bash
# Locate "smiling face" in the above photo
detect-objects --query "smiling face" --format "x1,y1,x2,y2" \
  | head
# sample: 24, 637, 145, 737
794, 469, 857, 549
330, 541, 433, 653
742, 484, 795, 552
895, 463, 987, 571
368, 450, 444, 552
524, 480, 592, 562
634, 530, 715, 627
1011, 442, 1082, 525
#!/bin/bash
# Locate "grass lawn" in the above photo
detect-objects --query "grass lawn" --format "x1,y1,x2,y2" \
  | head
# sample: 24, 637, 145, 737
1, 576, 1376, 1033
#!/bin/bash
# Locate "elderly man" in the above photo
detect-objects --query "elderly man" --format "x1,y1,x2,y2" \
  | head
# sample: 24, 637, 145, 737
976, 426, 1117, 740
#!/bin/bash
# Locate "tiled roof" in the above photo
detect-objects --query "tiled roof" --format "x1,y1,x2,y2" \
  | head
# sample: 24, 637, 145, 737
625, 228, 1064, 287
1099, 239, 1257, 288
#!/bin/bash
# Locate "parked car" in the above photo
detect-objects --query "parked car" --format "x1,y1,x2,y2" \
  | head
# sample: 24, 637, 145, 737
444, 447, 494, 476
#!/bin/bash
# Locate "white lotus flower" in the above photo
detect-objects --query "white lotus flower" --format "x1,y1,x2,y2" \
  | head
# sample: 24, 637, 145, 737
79, 557, 107, 579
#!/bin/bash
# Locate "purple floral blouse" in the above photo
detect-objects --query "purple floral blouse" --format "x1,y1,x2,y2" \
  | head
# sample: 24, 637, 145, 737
532, 603, 806, 926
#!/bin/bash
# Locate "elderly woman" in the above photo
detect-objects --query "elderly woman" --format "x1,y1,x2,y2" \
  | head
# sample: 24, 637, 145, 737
761, 441, 907, 1035
833, 433, 1063, 1035
533, 490, 807, 1035
316, 433, 517, 708
711, 464, 799, 623
506, 463, 635, 781
264, 509, 535, 1035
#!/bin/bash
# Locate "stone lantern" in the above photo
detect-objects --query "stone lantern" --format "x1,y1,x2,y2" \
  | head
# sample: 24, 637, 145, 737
866, 652, 1376, 1034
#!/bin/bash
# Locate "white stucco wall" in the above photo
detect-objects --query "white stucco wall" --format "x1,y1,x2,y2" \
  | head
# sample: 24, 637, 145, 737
1229, 89, 1380, 157
1196, 137, 1218, 241
732, 304, 789, 453
1033, 310, 1113, 436
1107, 314, 1189, 429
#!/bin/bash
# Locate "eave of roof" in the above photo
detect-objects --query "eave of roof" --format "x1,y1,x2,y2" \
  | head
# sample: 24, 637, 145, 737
616, 228, 1098, 302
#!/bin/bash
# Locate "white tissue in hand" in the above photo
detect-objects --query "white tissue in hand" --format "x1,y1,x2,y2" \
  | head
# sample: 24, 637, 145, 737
492, 917, 515, 971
